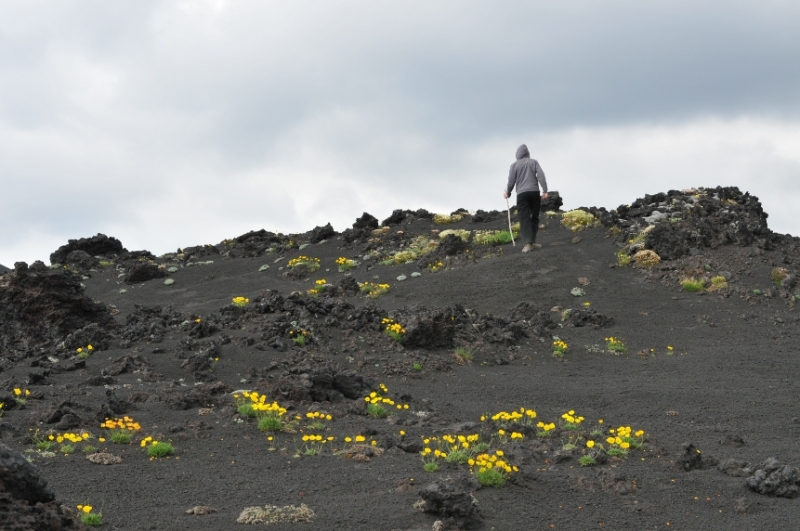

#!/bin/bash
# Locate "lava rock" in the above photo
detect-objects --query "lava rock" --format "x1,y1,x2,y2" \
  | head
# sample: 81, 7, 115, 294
63, 322, 110, 352
418, 476, 483, 530
718, 458, 753, 477
336, 276, 361, 296
392, 307, 455, 349
676, 442, 717, 471
306, 223, 336, 244
50, 233, 125, 265
124, 263, 167, 284
342, 212, 380, 243
0, 443, 54, 504
746, 458, 800, 498
540, 190, 563, 212
65, 250, 99, 270
0, 265, 117, 352
561, 308, 615, 329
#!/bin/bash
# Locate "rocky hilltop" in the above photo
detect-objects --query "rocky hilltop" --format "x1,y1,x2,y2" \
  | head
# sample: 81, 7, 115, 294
0, 186, 799, 531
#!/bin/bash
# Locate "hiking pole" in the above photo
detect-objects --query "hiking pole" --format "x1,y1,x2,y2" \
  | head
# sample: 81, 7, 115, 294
505, 197, 516, 246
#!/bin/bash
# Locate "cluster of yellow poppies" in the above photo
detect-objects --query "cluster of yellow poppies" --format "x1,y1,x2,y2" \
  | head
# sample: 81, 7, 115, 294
561, 409, 585, 429
76, 344, 94, 359
335, 257, 359, 272
484, 407, 538, 426
359, 281, 391, 298
381, 317, 406, 341
288, 255, 321, 272
552, 339, 568, 356
232, 296, 250, 307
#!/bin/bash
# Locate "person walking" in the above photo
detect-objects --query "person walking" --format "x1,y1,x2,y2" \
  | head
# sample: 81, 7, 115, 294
503, 144, 548, 253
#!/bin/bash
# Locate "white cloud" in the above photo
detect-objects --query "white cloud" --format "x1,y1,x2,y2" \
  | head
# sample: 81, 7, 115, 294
1, 2, 799, 266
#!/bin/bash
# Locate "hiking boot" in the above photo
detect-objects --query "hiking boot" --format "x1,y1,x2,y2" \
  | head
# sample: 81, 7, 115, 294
522, 243, 533, 253
531, 243, 542, 249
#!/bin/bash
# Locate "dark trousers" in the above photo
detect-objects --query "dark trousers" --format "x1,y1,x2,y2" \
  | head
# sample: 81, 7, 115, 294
516, 191, 541, 244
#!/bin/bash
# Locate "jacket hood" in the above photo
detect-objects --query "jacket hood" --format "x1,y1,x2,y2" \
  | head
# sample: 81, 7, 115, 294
516, 144, 530, 160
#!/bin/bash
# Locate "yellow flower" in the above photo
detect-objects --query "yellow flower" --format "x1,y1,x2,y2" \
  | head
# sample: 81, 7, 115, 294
99, 437, 105, 442
344, 437, 352, 443
606, 437, 616, 444
399, 430, 406, 436
76, 348, 83, 353
13, 388, 21, 396
82, 505, 92, 513
87, 345, 93, 351
586, 440, 595, 448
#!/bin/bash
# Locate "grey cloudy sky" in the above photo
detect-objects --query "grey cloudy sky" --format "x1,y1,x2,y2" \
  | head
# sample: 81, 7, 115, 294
2, 1, 799, 266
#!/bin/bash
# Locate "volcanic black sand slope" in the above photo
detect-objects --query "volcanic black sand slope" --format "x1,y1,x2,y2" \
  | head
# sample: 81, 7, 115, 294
1, 186, 800, 531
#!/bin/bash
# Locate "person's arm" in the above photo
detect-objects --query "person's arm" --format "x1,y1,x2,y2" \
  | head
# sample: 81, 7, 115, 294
504, 164, 516, 198
536, 161, 548, 199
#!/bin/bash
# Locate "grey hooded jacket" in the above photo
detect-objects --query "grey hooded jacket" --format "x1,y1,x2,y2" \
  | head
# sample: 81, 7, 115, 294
506, 144, 547, 196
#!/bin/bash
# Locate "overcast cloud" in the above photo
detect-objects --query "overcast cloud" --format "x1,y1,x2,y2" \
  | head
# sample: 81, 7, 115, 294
2, 1, 799, 266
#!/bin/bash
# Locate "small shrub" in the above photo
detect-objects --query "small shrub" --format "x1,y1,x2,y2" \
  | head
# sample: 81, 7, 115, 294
605, 337, 627, 353
423, 461, 439, 472
616, 250, 632, 267
412, 362, 422, 372
383, 236, 438, 264
633, 250, 661, 268
561, 210, 598, 231
237, 403, 256, 417
771, 267, 789, 286
433, 213, 462, 224
77, 505, 101, 527
473, 230, 514, 246
141, 438, 174, 458
367, 403, 387, 418
453, 347, 473, 364
287, 256, 321, 272
708, 275, 728, 292
438, 229, 470, 242
258, 417, 283, 432
681, 277, 705, 292
579, 455, 597, 467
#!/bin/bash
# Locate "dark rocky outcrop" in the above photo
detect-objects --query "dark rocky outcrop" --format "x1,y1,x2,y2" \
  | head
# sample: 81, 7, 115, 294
124, 263, 167, 284
418, 476, 483, 530
391, 307, 455, 349
0, 263, 116, 354
50, 233, 124, 265
676, 442, 717, 471
746, 458, 800, 498
305, 223, 337, 244
342, 212, 380, 243
540, 190, 563, 212
0, 442, 84, 530
587, 187, 773, 260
